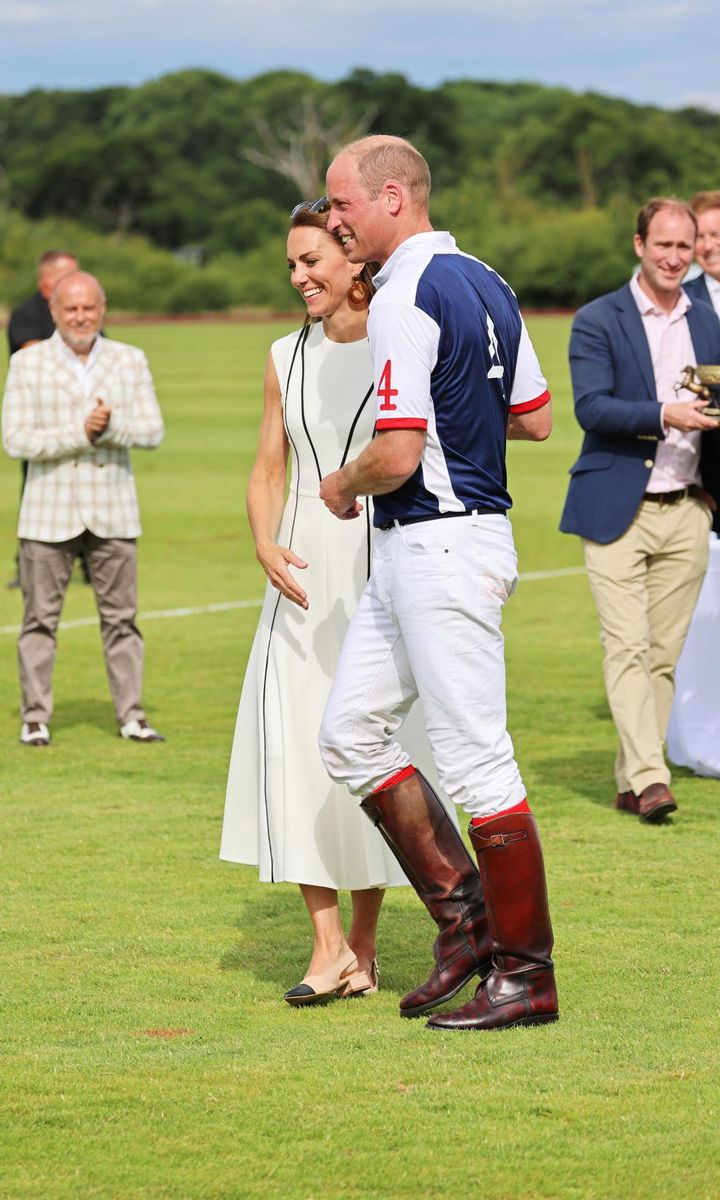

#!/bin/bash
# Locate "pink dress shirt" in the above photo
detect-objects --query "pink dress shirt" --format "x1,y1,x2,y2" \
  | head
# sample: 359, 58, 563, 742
629, 274, 701, 492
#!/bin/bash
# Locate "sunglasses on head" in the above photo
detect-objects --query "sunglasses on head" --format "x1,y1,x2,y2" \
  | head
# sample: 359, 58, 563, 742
291, 196, 330, 217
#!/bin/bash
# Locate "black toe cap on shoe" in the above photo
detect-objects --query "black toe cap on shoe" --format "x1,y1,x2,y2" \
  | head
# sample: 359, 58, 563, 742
284, 983, 316, 1000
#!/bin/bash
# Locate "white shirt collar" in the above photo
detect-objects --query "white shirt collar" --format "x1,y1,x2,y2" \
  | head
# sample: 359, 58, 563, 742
704, 272, 720, 297
374, 231, 458, 289
630, 272, 690, 320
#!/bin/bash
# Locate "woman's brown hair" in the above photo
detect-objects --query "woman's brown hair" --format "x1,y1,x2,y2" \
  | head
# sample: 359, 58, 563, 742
290, 208, 377, 322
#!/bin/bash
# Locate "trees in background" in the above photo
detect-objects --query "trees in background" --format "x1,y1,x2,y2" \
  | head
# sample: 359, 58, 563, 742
2, 69, 719, 310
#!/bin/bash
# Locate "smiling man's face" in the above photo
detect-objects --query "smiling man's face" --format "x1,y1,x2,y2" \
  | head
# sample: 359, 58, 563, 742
326, 154, 392, 266
634, 207, 696, 306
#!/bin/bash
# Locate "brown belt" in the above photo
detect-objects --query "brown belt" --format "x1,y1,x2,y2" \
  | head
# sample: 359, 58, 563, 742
643, 486, 698, 505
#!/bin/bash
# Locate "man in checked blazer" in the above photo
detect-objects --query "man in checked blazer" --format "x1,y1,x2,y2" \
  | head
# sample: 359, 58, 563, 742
2, 271, 165, 746
560, 198, 720, 824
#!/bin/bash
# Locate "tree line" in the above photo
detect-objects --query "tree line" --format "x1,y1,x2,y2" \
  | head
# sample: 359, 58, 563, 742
2, 68, 719, 311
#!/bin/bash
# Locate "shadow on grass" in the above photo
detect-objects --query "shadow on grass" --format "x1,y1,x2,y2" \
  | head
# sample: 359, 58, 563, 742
48, 697, 119, 735
3, 697, 118, 736
219, 886, 438, 996
536, 746, 703, 809
534, 748, 616, 808
38, 697, 166, 736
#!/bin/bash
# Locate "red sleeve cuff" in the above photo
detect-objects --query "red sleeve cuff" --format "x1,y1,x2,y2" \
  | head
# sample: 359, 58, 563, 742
510, 390, 551, 415
375, 417, 428, 431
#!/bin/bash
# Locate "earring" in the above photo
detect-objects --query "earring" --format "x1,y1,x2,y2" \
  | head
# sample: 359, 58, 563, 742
348, 278, 370, 308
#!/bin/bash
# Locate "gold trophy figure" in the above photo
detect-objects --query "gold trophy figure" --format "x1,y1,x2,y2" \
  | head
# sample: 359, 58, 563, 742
677, 365, 720, 418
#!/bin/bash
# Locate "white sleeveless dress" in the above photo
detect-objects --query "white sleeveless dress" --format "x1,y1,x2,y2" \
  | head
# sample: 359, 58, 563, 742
220, 321, 449, 888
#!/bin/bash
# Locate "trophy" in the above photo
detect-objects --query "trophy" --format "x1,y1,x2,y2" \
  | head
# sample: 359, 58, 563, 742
677, 365, 720, 418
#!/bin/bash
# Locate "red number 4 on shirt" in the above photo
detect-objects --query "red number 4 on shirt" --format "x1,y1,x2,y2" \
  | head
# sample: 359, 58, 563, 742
377, 359, 398, 410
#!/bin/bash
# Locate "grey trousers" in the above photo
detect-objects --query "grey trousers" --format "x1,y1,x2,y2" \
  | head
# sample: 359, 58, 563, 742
18, 532, 145, 726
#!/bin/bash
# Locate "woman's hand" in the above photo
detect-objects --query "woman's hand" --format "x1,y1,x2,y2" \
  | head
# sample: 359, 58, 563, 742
257, 543, 309, 609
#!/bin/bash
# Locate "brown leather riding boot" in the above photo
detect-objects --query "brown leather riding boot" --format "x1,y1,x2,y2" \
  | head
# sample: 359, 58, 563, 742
360, 768, 492, 1018
427, 809, 558, 1031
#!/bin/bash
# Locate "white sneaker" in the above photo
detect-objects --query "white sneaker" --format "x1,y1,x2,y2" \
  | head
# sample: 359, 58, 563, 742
119, 718, 165, 743
20, 721, 50, 746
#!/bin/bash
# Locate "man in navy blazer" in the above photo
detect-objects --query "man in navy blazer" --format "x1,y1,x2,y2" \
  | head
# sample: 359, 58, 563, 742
685, 190, 720, 318
560, 197, 720, 824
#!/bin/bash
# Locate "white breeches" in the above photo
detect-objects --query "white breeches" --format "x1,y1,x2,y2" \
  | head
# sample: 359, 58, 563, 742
319, 513, 526, 818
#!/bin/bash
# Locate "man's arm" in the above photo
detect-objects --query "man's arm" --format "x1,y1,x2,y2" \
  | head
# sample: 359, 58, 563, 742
572, 310, 717, 435
570, 308, 664, 436
95, 352, 164, 449
320, 429, 425, 518
507, 400, 552, 440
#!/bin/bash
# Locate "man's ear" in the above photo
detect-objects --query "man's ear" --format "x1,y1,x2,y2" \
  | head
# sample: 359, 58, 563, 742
384, 182, 402, 215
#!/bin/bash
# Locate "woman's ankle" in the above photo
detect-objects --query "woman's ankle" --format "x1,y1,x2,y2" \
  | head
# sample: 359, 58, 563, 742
348, 939, 376, 964
307, 939, 351, 971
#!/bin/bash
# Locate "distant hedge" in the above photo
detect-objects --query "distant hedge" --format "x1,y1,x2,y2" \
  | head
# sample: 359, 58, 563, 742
0, 210, 301, 314
2, 66, 716, 310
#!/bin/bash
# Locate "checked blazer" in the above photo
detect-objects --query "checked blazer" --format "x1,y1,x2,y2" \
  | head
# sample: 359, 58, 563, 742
2, 332, 164, 542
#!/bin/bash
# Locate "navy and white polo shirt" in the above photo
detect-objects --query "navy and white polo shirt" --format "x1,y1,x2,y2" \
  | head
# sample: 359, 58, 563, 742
368, 232, 550, 527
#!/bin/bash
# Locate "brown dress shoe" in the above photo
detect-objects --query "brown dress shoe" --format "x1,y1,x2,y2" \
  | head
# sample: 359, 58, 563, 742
638, 783, 677, 824
614, 791, 639, 815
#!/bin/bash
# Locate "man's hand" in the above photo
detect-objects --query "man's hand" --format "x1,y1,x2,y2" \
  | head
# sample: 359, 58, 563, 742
85, 398, 111, 443
664, 398, 720, 433
320, 469, 364, 520
257, 543, 309, 609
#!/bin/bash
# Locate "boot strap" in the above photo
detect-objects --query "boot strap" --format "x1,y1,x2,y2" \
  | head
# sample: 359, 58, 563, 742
473, 829, 528, 851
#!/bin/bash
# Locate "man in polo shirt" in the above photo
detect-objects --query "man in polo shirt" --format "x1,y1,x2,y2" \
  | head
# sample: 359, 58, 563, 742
560, 198, 720, 824
318, 135, 557, 1032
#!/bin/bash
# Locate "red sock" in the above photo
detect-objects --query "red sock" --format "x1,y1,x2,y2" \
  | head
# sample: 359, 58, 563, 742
470, 797, 531, 826
371, 764, 417, 793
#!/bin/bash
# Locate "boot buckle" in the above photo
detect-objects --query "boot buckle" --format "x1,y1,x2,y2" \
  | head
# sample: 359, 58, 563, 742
481, 830, 528, 849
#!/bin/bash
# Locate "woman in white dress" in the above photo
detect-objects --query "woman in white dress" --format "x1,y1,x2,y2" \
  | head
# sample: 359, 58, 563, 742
221, 200, 415, 1004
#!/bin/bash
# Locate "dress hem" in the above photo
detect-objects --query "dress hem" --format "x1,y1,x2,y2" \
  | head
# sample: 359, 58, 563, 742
218, 854, 408, 889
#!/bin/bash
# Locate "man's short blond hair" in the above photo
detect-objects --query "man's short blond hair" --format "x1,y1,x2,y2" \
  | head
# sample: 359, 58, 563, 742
690, 190, 720, 216
340, 135, 431, 208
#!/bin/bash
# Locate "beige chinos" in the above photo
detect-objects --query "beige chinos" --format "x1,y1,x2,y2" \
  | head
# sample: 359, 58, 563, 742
583, 494, 711, 795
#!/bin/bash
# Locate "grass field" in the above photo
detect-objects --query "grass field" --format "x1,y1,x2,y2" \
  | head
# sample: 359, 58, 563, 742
1, 318, 718, 1200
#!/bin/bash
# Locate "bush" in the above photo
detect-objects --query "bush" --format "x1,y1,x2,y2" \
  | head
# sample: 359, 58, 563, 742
0, 193, 637, 315
163, 270, 235, 313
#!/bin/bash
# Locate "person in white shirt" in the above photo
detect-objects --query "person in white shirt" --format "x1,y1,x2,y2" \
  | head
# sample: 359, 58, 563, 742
685, 190, 720, 316
560, 198, 720, 823
2, 272, 165, 747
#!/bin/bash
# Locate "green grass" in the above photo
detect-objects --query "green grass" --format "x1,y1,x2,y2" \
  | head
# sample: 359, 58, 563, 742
1, 319, 718, 1200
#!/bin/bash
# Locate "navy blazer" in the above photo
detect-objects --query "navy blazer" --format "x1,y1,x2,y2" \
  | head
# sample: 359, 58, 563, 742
683, 273, 713, 307
560, 283, 720, 543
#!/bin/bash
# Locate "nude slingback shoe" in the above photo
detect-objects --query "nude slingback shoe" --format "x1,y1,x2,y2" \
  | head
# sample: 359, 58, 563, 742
284, 948, 362, 1006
